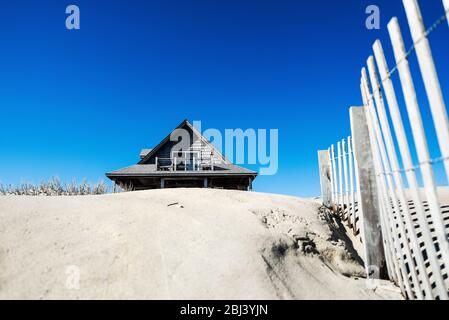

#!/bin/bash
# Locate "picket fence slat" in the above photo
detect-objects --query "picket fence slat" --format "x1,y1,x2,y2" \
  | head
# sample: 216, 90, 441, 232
403, 0, 449, 183
445, 0, 449, 26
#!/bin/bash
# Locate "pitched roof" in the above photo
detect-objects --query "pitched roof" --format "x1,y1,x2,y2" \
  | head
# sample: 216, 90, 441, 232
138, 119, 230, 165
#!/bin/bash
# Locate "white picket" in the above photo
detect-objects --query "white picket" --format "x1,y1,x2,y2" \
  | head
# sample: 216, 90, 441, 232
445, 0, 449, 26
403, 0, 449, 182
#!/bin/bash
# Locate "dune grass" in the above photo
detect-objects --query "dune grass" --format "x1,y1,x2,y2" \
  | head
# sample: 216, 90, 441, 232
0, 177, 110, 196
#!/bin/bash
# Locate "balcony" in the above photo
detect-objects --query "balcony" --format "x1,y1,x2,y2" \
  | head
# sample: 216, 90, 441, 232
155, 151, 215, 172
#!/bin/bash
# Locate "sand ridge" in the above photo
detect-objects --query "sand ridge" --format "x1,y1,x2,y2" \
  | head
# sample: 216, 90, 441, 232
0, 188, 402, 299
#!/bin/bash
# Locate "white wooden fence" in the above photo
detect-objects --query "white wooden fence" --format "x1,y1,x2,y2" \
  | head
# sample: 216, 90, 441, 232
318, 0, 449, 299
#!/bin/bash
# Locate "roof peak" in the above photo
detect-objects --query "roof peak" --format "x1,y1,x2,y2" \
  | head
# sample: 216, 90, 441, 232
138, 119, 229, 165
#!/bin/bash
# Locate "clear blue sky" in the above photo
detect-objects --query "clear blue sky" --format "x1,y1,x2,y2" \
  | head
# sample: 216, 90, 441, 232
0, 0, 448, 197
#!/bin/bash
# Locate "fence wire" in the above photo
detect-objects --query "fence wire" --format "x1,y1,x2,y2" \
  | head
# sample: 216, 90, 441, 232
385, 10, 448, 84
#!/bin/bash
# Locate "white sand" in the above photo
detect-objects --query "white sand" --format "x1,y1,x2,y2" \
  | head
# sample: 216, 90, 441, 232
0, 188, 402, 300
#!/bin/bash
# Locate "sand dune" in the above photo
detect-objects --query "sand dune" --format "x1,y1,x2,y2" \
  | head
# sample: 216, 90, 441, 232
0, 189, 401, 300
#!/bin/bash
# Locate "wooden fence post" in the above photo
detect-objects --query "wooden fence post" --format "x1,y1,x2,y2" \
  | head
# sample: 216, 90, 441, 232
349, 106, 388, 280
348, 136, 355, 228
329, 147, 336, 208
331, 145, 338, 210
318, 150, 332, 208
337, 142, 344, 214
361, 69, 413, 294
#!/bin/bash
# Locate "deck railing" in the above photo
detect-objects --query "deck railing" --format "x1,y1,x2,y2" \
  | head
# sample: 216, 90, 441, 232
318, 0, 449, 299
155, 156, 214, 172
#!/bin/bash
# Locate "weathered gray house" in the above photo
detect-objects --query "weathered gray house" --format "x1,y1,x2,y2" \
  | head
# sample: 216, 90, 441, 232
106, 120, 257, 191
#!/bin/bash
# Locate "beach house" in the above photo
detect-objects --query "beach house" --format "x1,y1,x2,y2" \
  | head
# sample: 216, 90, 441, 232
106, 120, 257, 191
